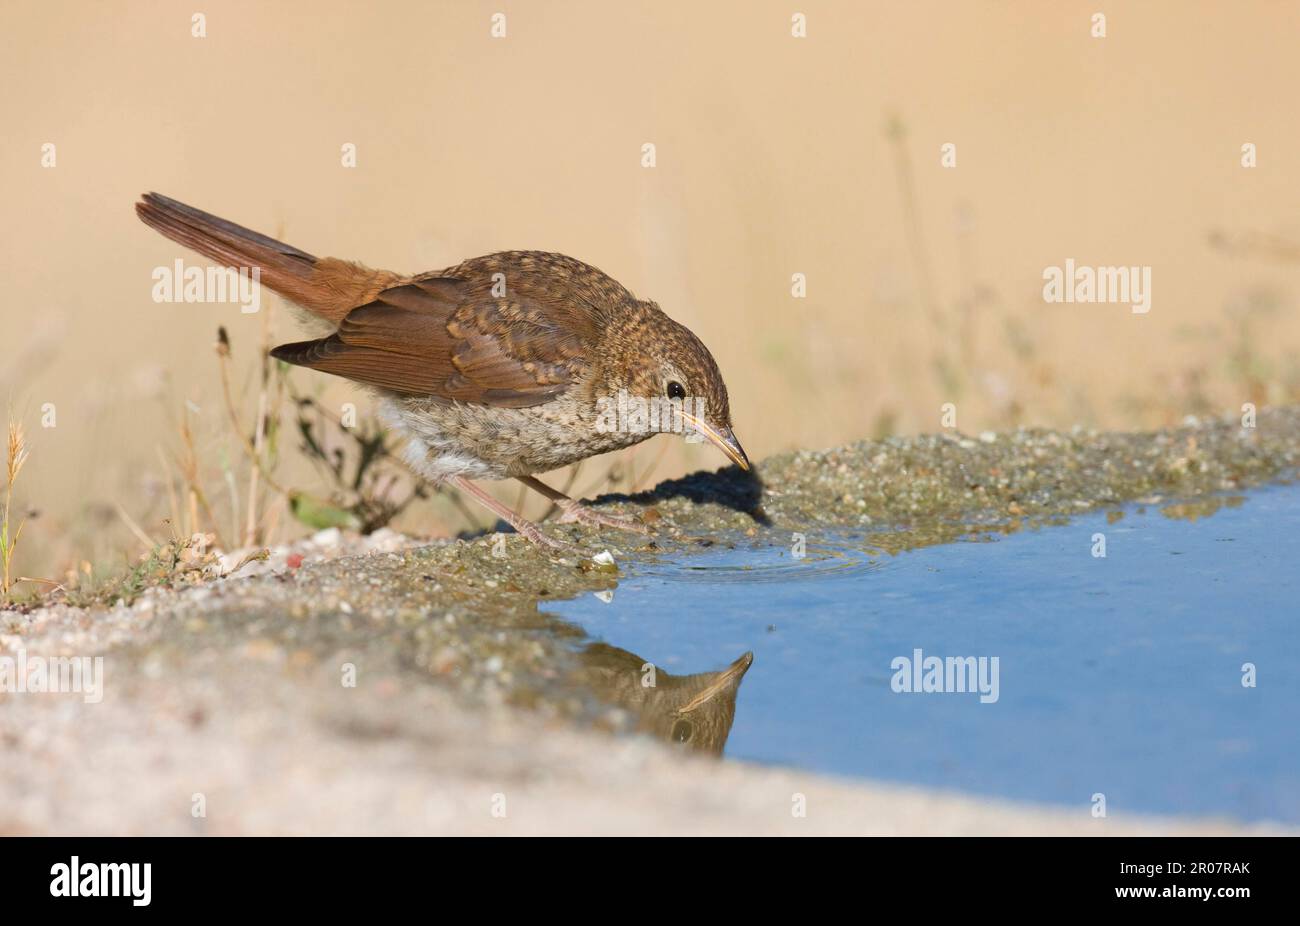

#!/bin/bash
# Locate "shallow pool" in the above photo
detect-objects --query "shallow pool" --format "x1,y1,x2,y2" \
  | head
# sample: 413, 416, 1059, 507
549, 484, 1300, 823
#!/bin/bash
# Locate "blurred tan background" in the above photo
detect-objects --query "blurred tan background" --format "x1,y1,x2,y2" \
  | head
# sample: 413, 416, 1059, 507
3, 0, 1300, 582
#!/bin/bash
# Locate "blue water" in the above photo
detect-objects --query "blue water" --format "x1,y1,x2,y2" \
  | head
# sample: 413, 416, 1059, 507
550, 485, 1300, 823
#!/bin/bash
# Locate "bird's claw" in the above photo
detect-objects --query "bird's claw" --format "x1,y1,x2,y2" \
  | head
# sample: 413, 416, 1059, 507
556, 503, 651, 534
513, 522, 576, 550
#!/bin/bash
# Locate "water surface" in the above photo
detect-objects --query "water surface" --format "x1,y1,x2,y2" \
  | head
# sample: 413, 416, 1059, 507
550, 485, 1300, 823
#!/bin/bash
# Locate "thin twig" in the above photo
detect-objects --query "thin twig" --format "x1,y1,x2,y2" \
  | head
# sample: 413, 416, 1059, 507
216, 327, 289, 498
156, 445, 181, 541
113, 501, 159, 551
176, 412, 225, 549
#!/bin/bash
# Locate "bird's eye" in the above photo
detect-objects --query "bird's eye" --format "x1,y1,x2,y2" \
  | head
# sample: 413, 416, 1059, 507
670, 719, 694, 743
666, 381, 686, 400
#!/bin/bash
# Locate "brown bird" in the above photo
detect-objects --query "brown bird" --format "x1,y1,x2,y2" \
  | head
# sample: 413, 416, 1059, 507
135, 193, 747, 548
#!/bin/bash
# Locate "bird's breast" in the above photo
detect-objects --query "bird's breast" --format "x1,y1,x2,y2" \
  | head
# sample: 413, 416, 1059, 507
380, 391, 649, 481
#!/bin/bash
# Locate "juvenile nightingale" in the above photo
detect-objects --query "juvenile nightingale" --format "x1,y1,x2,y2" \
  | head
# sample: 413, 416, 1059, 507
136, 193, 747, 547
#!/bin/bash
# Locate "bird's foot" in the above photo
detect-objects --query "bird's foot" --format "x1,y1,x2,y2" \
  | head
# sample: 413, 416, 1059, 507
507, 519, 574, 551
556, 502, 651, 534
446, 474, 576, 551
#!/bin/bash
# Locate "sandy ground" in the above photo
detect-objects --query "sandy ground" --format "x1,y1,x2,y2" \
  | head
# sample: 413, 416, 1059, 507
0, 608, 1285, 836
4, 410, 1299, 835
1, 601, 1285, 836
1, 657, 1281, 837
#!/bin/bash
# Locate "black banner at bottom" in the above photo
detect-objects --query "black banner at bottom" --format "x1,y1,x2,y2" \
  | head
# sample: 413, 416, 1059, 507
0, 834, 1283, 913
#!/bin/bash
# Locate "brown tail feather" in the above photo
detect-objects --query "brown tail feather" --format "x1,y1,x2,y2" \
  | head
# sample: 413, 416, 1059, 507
135, 193, 402, 323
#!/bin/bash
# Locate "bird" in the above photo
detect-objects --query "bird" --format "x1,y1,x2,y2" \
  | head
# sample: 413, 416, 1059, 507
574, 643, 753, 756
135, 193, 747, 548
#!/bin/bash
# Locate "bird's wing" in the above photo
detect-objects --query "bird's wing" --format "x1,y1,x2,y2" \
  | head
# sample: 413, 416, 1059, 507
270, 272, 594, 408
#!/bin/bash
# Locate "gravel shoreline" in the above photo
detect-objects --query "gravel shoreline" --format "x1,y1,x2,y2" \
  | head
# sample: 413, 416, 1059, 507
2, 408, 1297, 834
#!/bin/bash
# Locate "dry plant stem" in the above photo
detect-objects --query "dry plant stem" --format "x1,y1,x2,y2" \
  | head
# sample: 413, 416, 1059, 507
262, 361, 289, 541
216, 337, 288, 499
2, 490, 13, 602
387, 444, 489, 531
113, 502, 159, 550
177, 414, 226, 550
156, 445, 182, 540
2, 413, 30, 602
263, 496, 283, 547
224, 548, 269, 578
245, 388, 267, 547
244, 298, 282, 546
888, 113, 967, 405
224, 468, 240, 546
17, 576, 62, 590
887, 115, 943, 331
282, 377, 477, 532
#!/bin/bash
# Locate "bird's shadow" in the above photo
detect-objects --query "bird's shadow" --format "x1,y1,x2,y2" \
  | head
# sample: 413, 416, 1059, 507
594, 465, 770, 526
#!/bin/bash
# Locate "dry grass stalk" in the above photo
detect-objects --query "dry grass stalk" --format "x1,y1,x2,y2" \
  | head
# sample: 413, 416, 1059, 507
2, 412, 31, 603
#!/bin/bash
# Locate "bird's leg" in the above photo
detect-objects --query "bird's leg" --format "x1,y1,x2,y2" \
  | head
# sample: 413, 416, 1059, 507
446, 475, 571, 550
515, 476, 650, 534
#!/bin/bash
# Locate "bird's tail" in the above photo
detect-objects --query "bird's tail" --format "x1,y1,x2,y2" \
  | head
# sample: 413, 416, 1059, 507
135, 193, 399, 323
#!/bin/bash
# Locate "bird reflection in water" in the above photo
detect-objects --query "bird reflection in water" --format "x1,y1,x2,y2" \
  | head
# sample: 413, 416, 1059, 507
574, 643, 753, 756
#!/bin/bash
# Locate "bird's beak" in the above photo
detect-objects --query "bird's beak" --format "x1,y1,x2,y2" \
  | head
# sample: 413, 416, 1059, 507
677, 652, 754, 715
682, 413, 750, 471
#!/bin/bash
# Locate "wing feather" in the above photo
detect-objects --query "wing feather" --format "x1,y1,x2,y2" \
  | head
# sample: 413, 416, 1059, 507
270, 269, 595, 407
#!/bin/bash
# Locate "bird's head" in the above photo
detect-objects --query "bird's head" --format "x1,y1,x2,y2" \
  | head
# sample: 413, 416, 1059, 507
603, 303, 749, 470
656, 651, 754, 756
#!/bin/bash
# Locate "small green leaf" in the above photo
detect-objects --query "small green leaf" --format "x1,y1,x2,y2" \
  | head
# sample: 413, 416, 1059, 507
288, 492, 361, 531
